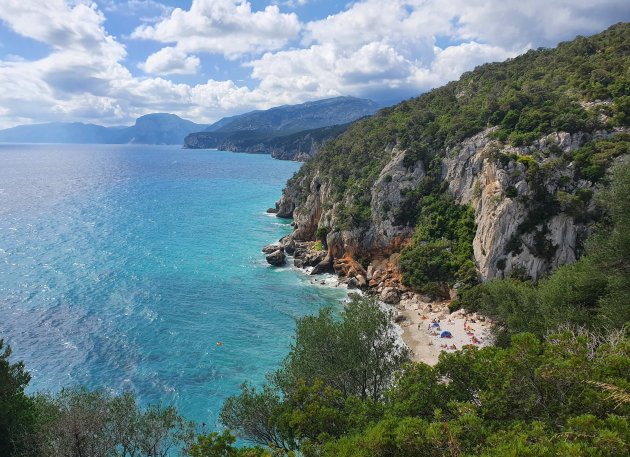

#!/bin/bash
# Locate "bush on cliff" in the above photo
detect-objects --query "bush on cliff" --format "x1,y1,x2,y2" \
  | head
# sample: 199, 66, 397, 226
399, 194, 477, 297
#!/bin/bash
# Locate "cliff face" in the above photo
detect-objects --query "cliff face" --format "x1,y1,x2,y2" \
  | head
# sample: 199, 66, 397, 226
442, 128, 622, 280
279, 127, 626, 284
272, 24, 629, 297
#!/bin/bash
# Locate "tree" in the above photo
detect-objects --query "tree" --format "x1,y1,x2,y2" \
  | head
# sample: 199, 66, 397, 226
220, 383, 287, 451
187, 430, 271, 457
221, 295, 409, 451
0, 339, 36, 457
277, 294, 409, 401
25, 388, 195, 457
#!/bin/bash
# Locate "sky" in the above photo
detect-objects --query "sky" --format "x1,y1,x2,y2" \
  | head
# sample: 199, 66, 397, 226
0, 1, 627, 128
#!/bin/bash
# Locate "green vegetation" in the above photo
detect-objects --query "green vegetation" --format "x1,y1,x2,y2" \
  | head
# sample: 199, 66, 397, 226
0, 339, 34, 457
220, 295, 408, 452
0, 376, 197, 456
459, 161, 630, 345
399, 194, 477, 297
570, 134, 630, 182
314, 329, 630, 457
315, 226, 330, 249
288, 23, 629, 236
0, 340, 272, 456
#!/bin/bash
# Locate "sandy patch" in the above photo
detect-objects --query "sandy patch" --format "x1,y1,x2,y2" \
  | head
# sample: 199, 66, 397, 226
396, 298, 493, 365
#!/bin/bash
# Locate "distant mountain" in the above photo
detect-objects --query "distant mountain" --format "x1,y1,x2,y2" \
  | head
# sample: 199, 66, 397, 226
0, 113, 207, 145
184, 123, 351, 161
0, 122, 114, 143
205, 96, 379, 133
185, 96, 379, 160
113, 113, 205, 145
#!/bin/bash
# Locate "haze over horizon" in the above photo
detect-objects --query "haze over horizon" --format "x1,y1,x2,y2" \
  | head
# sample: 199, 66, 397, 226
0, 0, 628, 129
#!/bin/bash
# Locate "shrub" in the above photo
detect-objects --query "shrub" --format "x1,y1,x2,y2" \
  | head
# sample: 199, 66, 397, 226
504, 186, 518, 198
399, 195, 477, 296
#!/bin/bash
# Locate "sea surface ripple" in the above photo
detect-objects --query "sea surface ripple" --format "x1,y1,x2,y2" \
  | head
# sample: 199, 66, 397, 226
0, 143, 346, 425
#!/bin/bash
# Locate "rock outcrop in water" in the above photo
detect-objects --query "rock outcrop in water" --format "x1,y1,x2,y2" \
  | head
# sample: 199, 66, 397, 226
265, 249, 286, 266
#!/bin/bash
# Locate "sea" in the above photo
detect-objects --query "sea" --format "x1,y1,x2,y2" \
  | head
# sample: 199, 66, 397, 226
0, 143, 347, 426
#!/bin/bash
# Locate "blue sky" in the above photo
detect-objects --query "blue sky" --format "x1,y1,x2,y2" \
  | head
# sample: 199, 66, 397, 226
0, 0, 627, 128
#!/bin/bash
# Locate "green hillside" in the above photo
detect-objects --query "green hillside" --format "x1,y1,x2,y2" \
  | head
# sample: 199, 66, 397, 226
280, 23, 629, 299
291, 23, 628, 227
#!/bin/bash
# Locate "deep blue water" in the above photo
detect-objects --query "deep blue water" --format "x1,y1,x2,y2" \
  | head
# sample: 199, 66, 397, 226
0, 144, 346, 426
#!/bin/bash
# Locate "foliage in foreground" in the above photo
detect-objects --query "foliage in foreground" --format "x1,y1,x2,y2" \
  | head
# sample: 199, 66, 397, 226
220, 295, 409, 452
217, 293, 629, 456
313, 329, 630, 457
218, 326, 630, 456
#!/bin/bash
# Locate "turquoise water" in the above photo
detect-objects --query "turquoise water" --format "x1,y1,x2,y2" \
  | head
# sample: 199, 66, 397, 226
0, 144, 346, 426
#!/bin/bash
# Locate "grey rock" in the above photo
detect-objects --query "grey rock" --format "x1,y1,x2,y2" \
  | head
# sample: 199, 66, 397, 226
262, 243, 283, 254
380, 287, 400, 304
311, 257, 333, 275
283, 238, 296, 255
266, 249, 286, 266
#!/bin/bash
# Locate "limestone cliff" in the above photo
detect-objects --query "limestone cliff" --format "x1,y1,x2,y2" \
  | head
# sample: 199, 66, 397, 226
277, 24, 630, 301
278, 126, 627, 286
271, 24, 630, 298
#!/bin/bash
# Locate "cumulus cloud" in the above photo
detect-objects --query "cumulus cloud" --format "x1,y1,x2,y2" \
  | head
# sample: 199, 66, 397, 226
0, 0, 627, 128
139, 47, 200, 75
248, 0, 629, 102
450, 0, 630, 49
131, 0, 301, 59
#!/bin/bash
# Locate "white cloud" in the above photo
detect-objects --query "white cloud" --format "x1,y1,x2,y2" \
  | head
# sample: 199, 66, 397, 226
0, 0, 627, 129
450, 0, 630, 48
139, 47, 200, 75
248, 0, 628, 102
0, 0, 118, 52
131, 0, 301, 59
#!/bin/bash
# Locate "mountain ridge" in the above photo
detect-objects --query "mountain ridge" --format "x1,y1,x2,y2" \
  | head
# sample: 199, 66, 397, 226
204, 96, 379, 133
0, 113, 207, 145
185, 96, 379, 160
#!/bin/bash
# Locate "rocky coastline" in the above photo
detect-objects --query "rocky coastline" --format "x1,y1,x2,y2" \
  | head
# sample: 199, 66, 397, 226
263, 235, 405, 300
262, 234, 491, 364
